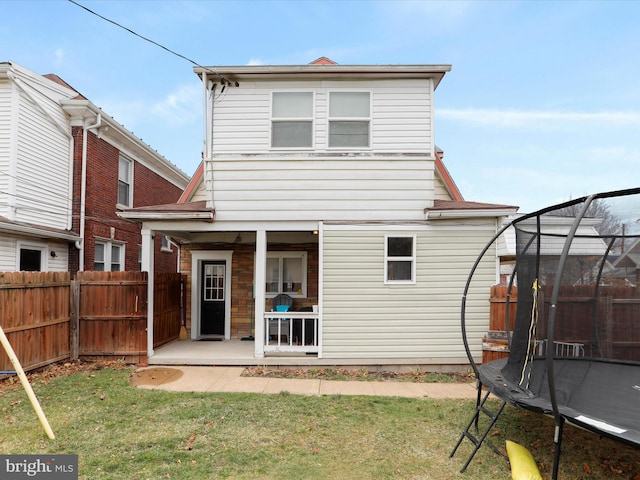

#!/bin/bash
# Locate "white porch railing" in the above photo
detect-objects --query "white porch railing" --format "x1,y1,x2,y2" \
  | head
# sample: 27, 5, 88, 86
264, 311, 319, 354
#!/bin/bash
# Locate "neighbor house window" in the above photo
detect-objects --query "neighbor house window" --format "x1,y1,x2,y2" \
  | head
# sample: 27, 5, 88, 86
118, 155, 133, 207
94, 241, 124, 271
19, 248, 42, 271
265, 252, 307, 297
161, 236, 173, 252
384, 235, 416, 284
329, 91, 370, 147
271, 92, 313, 148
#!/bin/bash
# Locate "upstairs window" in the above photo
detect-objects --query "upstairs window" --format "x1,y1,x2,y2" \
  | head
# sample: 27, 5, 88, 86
384, 235, 416, 284
271, 92, 313, 148
329, 92, 370, 147
118, 155, 133, 207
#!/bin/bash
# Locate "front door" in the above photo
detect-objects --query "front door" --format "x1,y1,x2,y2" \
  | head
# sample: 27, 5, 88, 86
200, 261, 226, 336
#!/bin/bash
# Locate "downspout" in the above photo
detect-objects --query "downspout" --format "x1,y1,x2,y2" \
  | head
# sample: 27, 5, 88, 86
75, 113, 102, 270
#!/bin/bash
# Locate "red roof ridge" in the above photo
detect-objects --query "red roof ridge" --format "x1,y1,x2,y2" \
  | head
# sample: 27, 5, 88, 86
310, 57, 337, 65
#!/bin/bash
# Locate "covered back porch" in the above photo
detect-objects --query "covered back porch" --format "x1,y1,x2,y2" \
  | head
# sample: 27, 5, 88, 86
136, 215, 323, 363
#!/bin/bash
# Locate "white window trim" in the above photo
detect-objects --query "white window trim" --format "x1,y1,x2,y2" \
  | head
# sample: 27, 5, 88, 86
94, 239, 126, 272
117, 154, 134, 209
327, 90, 372, 149
384, 234, 417, 285
161, 235, 173, 253
16, 241, 48, 272
266, 251, 308, 298
270, 90, 315, 150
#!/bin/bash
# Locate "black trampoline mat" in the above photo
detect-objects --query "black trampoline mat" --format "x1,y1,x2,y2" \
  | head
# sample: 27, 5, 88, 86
479, 358, 640, 447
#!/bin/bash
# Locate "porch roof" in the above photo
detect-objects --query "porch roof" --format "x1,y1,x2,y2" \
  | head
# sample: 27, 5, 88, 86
117, 200, 215, 222
425, 200, 518, 219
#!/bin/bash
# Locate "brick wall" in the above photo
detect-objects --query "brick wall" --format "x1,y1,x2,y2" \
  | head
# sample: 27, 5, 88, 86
69, 127, 183, 274
181, 242, 319, 339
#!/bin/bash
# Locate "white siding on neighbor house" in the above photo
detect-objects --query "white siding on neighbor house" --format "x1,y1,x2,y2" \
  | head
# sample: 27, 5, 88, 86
13, 82, 71, 229
0, 80, 14, 219
0, 233, 69, 272
208, 157, 436, 222
211, 79, 433, 154
321, 224, 497, 363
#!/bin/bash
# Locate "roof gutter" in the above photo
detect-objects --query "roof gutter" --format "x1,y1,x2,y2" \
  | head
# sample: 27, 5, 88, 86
426, 208, 518, 220
0, 220, 80, 242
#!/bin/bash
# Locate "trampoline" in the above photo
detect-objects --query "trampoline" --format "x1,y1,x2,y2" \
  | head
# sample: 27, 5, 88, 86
451, 187, 640, 479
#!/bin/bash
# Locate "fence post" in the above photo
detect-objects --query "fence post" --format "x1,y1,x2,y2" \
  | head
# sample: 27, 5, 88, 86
70, 279, 79, 361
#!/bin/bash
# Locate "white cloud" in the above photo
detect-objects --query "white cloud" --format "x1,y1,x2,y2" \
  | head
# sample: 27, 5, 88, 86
54, 48, 64, 65
436, 108, 640, 128
246, 58, 264, 66
151, 83, 201, 126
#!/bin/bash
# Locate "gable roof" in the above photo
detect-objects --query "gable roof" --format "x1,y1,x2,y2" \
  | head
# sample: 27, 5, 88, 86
434, 148, 463, 201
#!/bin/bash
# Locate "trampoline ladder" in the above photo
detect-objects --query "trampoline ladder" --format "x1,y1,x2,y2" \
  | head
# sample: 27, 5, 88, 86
450, 387, 508, 473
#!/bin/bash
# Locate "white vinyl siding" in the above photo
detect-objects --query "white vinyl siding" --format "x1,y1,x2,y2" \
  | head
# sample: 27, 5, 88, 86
0, 81, 13, 219
208, 157, 436, 222
321, 225, 497, 363
6, 72, 72, 230
211, 79, 432, 154
0, 233, 68, 272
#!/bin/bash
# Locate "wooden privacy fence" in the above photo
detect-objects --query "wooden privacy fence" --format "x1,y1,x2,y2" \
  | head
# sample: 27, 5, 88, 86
0, 271, 183, 372
0, 272, 71, 372
483, 284, 640, 363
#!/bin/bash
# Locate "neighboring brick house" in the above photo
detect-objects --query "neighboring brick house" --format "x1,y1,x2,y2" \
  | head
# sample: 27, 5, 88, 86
0, 62, 189, 273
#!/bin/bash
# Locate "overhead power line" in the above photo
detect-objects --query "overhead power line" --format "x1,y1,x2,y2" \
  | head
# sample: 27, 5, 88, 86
67, 0, 236, 86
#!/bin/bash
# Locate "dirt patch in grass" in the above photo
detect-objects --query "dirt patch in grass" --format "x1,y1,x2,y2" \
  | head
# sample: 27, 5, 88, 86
243, 366, 474, 383
129, 367, 184, 387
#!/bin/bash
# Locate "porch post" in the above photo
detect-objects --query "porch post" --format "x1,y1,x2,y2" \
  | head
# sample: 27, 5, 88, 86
254, 229, 266, 358
141, 228, 155, 359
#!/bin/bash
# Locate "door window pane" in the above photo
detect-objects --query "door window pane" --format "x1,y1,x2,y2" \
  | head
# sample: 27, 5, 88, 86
204, 264, 225, 301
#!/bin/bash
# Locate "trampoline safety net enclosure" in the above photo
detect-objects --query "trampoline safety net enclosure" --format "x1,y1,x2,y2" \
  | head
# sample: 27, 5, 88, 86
453, 187, 640, 479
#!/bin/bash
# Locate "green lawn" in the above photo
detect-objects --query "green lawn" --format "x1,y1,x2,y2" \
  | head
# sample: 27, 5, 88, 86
0, 365, 637, 479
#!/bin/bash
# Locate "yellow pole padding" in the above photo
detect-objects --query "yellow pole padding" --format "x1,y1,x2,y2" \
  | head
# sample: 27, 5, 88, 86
0, 325, 55, 439
506, 440, 542, 480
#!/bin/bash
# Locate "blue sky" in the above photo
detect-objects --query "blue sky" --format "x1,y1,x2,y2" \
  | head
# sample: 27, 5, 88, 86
4, 0, 640, 215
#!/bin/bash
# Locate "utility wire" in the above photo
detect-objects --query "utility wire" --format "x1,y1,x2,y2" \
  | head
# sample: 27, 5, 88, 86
67, 0, 234, 85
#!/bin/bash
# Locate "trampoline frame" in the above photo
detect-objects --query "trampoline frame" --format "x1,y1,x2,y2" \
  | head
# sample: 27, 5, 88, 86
451, 187, 640, 479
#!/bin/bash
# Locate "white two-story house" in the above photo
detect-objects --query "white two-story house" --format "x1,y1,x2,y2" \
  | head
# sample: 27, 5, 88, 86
0, 62, 189, 274
121, 58, 517, 368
